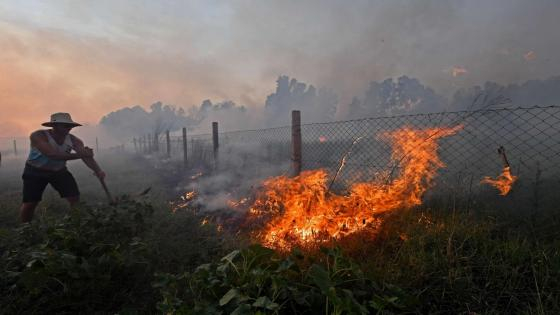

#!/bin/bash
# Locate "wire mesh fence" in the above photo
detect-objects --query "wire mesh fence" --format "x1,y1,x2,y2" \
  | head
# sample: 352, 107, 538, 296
143, 105, 560, 206
300, 106, 560, 191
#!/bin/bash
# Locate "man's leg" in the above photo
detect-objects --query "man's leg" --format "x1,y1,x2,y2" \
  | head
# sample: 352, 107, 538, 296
21, 170, 48, 223
50, 169, 81, 208
20, 202, 39, 223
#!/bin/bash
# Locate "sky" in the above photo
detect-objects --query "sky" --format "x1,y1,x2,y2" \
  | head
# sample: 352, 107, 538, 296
0, 0, 559, 137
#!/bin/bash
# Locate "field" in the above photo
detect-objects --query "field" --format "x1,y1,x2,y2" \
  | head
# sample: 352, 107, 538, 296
1, 148, 559, 314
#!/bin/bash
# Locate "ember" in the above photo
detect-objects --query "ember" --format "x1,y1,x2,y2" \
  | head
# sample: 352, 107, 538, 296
171, 190, 197, 212
248, 125, 463, 250
227, 197, 249, 209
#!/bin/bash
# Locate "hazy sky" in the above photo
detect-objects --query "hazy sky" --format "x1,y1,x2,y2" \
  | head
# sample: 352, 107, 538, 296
1, 0, 558, 137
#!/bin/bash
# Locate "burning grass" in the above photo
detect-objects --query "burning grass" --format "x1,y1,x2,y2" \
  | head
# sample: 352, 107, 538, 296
247, 125, 463, 250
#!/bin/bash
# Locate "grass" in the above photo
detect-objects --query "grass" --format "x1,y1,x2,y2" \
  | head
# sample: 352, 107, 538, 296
358, 205, 560, 314
1, 153, 559, 314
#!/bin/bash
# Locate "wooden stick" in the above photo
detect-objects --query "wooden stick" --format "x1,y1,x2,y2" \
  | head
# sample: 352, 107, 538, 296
98, 177, 115, 204
498, 146, 510, 168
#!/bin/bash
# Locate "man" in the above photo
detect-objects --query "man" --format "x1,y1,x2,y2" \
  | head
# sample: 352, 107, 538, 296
20, 112, 106, 223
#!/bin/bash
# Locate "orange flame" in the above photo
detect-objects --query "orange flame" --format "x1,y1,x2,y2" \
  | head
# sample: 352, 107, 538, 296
227, 197, 249, 209
248, 126, 462, 250
171, 190, 197, 212
481, 166, 517, 195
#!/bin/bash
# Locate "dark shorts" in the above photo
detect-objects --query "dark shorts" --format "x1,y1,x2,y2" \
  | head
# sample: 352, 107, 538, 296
22, 164, 80, 203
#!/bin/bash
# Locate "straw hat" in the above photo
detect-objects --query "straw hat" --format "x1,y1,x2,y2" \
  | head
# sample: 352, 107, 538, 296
42, 112, 82, 127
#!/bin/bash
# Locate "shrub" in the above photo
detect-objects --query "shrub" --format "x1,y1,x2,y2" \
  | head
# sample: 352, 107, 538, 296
154, 245, 415, 314
0, 198, 156, 314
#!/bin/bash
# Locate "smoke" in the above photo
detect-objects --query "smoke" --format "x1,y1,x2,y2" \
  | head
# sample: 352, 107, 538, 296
3, 0, 560, 137
265, 76, 338, 126
100, 102, 193, 139
450, 76, 560, 109
187, 100, 262, 134
97, 74, 340, 137
226, 0, 560, 105
346, 76, 447, 119
175, 145, 291, 212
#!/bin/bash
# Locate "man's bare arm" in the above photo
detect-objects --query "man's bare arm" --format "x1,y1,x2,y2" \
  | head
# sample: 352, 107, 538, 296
71, 136, 105, 179
31, 131, 92, 161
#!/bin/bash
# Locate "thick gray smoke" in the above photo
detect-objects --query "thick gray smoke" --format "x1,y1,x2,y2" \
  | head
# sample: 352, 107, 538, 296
98, 74, 560, 139
100, 102, 193, 139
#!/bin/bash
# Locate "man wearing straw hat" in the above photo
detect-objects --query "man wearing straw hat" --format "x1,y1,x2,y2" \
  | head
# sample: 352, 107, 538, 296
20, 112, 105, 223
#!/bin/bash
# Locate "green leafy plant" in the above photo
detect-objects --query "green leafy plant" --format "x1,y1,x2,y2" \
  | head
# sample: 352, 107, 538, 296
0, 198, 157, 314
154, 245, 414, 314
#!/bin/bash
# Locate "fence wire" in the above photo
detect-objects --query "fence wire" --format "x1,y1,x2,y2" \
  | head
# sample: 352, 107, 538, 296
300, 106, 560, 191
147, 106, 560, 203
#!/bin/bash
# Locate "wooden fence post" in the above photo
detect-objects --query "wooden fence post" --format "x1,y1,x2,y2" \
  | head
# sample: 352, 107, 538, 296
166, 130, 171, 158
182, 127, 188, 168
13, 139, 18, 156
147, 134, 152, 153
133, 137, 137, 153
212, 122, 219, 169
95, 137, 99, 153
292, 110, 302, 177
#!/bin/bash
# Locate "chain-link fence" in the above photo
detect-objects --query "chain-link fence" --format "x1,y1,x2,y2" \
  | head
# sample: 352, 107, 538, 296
301, 106, 559, 186
144, 105, 560, 208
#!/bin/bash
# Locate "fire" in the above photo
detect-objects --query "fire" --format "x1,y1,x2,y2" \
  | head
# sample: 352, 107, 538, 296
481, 166, 517, 195
227, 197, 249, 209
184, 191, 197, 200
451, 66, 467, 77
171, 190, 197, 212
248, 125, 462, 250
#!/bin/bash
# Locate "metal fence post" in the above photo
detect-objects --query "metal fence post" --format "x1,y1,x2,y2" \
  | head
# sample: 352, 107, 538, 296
182, 127, 188, 168
292, 110, 302, 177
212, 122, 219, 169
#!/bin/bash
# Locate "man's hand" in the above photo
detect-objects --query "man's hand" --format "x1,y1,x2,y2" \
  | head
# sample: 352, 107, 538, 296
94, 170, 106, 180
